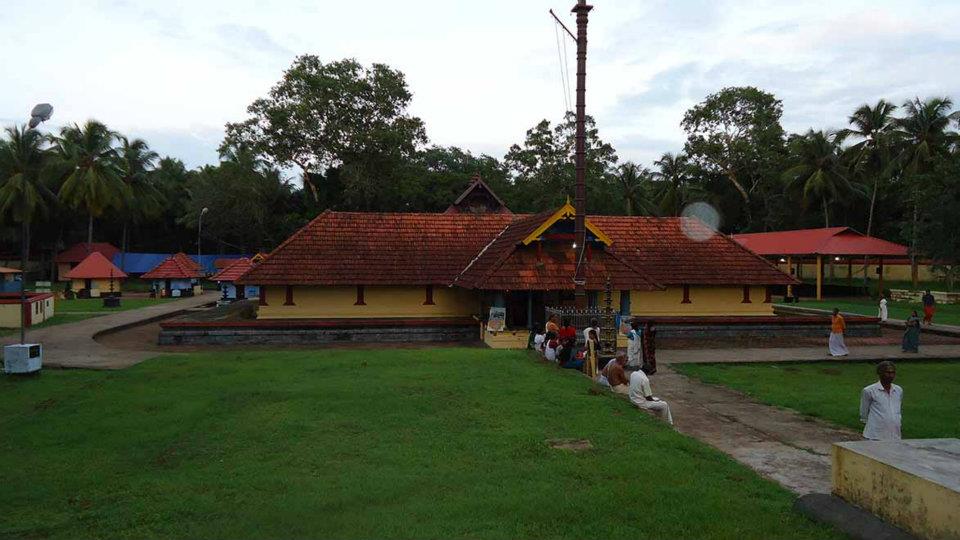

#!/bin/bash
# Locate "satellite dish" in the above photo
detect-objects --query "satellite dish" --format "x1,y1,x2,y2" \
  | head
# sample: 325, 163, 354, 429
30, 103, 53, 122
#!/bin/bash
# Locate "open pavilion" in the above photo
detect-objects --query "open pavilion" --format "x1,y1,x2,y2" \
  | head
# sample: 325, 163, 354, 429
733, 227, 909, 299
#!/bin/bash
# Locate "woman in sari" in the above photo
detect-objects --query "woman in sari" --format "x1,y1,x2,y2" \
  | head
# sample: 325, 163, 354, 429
585, 329, 599, 378
902, 310, 921, 353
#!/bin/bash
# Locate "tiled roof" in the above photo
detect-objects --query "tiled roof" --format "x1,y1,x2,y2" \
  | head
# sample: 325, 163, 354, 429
445, 175, 512, 214
733, 227, 908, 256
593, 216, 797, 286
142, 253, 201, 279
237, 211, 516, 285
240, 210, 795, 287
211, 258, 254, 282
63, 252, 127, 280
55, 242, 120, 263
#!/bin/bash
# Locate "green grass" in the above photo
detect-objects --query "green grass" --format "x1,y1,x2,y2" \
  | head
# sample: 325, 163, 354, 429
783, 298, 960, 326
54, 297, 178, 313
0, 349, 840, 540
675, 361, 960, 439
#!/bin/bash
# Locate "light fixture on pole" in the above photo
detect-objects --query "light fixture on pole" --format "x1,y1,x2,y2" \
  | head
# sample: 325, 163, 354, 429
198, 207, 209, 277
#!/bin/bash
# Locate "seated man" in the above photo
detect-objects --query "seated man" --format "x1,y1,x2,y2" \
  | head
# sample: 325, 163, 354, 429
628, 370, 673, 425
603, 354, 630, 394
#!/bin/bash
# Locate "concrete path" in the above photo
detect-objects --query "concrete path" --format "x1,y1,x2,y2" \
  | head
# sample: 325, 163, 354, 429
659, 343, 960, 364
652, 364, 861, 494
1, 293, 215, 370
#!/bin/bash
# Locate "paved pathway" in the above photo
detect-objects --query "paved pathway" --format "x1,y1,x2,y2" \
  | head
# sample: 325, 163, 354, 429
650, 364, 860, 494
659, 343, 960, 363
1, 293, 215, 370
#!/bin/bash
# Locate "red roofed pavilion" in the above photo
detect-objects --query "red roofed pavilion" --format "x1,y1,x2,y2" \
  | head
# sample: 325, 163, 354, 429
211, 258, 259, 301
733, 227, 908, 299
55, 242, 120, 281
63, 252, 127, 297
142, 253, 201, 297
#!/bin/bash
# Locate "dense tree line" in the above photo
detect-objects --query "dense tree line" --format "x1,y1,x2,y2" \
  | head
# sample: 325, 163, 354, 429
2, 55, 959, 283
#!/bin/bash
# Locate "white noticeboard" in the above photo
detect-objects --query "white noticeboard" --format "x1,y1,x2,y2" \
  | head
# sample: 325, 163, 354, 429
487, 307, 506, 332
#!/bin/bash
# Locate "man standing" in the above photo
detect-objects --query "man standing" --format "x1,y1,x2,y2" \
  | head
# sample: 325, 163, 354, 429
626, 320, 643, 368
829, 308, 849, 357
628, 370, 673, 425
922, 290, 936, 325
860, 361, 902, 441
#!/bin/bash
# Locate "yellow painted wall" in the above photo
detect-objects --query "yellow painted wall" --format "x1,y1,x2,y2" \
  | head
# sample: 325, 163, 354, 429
0, 304, 20, 327
258, 285, 481, 319
71, 278, 121, 297
0, 296, 54, 328
484, 328, 529, 349
833, 443, 960, 540
631, 286, 773, 316
781, 262, 937, 282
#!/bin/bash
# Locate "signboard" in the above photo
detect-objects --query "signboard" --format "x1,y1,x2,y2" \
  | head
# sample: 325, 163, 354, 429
487, 307, 506, 332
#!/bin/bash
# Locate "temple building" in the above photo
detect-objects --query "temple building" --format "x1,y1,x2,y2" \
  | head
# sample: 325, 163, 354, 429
63, 252, 127, 298
237, 182, 795, 347
142, 253, 202, 297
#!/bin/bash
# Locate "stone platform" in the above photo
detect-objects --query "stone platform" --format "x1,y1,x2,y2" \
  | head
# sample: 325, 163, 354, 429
833, 439, 960, 540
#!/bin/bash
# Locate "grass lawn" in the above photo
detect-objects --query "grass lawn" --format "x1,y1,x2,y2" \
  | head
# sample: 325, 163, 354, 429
54, 297, 178, 314
783, 298, 960, 326
0, 349, 840, 539
675, 361, 960, 439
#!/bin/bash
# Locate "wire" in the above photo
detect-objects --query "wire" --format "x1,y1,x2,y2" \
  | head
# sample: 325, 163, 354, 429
554, 20, 570, 113
561, 21, 572, 111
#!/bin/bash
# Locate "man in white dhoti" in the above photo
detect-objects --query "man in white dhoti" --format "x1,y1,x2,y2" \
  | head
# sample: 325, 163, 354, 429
829, 308, 849, 357
860, 361, 902, 440
628, 369, 673, 425
626, 320, 643, 368
878, 295, 888, 322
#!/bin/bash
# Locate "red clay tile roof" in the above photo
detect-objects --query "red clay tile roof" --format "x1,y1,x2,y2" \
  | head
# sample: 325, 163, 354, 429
733, 227, 908, 257
239, 210, 796, 288
172, 252, 201, 271
63, 252, 128, 280
142, 254, 201, 279
211, 258, 254, 282
55, 242, 120, 263
445, 175, 512, 214
238, 211, 516, 286
593, 216, 797, 286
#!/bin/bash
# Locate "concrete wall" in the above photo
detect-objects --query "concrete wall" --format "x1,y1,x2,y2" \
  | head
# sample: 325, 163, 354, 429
631, 286, 773, 316
159, 323, 478, 345
783, 262, 937, 282
0, 296, 54, 328
71, 278, 121, 296
257, 285, 481, 319
833, 440, 960, 540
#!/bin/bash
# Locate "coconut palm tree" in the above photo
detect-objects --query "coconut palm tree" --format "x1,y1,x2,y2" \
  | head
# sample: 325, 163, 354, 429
839, 100, 898, 237
782, 130, 859, 228
0, 126, 55, 341
53, 121, 127, 246
652, 152, 702, 216
117, 136, 161, 272
894, 97, 960, 286
613, 162, 658, 216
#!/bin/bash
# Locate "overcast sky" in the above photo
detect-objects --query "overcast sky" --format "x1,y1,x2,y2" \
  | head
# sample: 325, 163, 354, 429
2, 0, 959, 172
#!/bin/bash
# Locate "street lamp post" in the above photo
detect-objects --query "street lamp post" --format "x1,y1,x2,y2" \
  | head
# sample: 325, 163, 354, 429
18, 104, 53, 344
197, 207, 209, 278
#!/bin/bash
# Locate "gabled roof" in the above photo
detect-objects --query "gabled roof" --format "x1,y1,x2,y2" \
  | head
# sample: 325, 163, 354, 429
733, 227, 908, 256
211, 258, 254, 282
237, 211, 516, 286
520, 199, 612, 246
142, 253, 201, 279
239, 208, 796, 288
63, 252, 127, 280
445, 175, 512, 214
0, 266, 22, 274
55, 242, 120, 263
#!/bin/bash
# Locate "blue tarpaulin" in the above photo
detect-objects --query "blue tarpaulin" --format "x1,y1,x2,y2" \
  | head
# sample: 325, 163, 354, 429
113, 253, 249, 275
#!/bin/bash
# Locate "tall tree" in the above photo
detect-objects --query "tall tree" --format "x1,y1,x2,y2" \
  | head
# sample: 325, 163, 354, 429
0, 126, 54, 315
894, 97, 960, 286
782, 130, 858, 228
117, 136, 161, 271
613, 162, 658, 216
223, 56, 427, 204
681, 87, 785, 222
840, 100, 898, 237
53, 121, 126, 246
652, 152, 701, 216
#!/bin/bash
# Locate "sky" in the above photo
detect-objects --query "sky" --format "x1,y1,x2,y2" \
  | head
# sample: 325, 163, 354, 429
2, 0, 959, 172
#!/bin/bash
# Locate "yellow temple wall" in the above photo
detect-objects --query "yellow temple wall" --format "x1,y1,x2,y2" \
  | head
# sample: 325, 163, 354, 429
0, 296, 54, 328
257, 285, 480, 319
71, 278, 121, 296
630, 285, 773, 316
778, 262, 937, 282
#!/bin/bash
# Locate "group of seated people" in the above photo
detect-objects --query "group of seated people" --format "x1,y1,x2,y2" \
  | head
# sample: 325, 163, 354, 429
533, 315, 673, 426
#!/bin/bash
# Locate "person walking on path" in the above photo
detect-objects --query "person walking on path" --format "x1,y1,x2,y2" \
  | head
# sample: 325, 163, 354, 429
628, 369, 674, 425
860, 361, 902, 440
829, 308, 849, 357
878, 295, 888, 322
922, 290, 936, 325
902, 310, 921, 353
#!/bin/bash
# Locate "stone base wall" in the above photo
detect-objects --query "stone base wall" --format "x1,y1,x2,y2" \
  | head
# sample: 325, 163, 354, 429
653, 322, 880, 339
889, 289, 960, 304
159, 324, 478, 346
